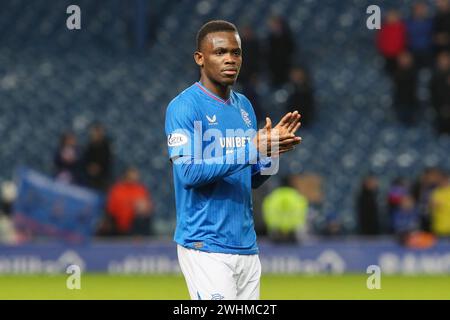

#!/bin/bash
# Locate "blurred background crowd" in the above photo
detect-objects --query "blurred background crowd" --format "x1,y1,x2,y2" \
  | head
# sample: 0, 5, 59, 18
0, 0, 449, 246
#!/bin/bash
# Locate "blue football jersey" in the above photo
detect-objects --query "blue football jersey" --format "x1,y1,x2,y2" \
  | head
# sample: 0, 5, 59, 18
165, 82, 262, 254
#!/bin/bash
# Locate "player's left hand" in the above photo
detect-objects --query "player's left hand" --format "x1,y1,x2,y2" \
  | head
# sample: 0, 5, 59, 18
275, 111, 301, 133
272, 110, 302, 156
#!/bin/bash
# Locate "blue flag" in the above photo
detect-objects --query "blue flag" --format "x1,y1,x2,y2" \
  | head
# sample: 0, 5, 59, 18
13, 167, 104, 243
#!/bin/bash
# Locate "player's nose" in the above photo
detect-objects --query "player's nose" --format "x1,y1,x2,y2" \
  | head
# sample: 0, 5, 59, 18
224, 53, 237, 64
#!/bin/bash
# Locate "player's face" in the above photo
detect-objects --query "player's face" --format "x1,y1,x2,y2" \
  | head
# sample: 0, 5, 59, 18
197, 31, 242, 86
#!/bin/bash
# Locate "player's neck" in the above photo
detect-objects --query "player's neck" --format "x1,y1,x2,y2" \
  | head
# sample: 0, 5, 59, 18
199, 77, 231, 101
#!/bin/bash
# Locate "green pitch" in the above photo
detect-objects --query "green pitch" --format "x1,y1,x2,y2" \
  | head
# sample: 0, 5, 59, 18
0, 274, 449, 300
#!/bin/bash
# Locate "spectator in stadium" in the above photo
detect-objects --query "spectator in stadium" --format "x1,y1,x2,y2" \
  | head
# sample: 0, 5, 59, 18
238, 25, 261, 86
392, 51, 419, 126
238, 26, 265, 124
53, 132, 82, 185
376, 10, 407, 76
262, 176, 308, 243
432, 0, 450, 54
106, 167, 154, 236
322, 211, 343, 237
241, 74, 265, 126
430, 51, 450, 135
392, 194, 420, 242
124, 0, 159, 50
387, 177, 410, 231
285, 67, 315, 128
406, 2, 433, 69
0, 182, 17, 244
82, 123, 113, 192
0, 181, 16, 218
266, 15, 295, 86
412, 167, 444, 231
356, 175, 380, 235
430, 170, 450, 237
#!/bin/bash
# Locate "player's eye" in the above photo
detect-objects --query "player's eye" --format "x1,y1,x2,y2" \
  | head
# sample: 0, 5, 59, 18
233, 50, 241, 56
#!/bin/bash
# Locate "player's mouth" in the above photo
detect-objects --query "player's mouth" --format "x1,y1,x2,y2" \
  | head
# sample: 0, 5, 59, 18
221, 68, 238, 76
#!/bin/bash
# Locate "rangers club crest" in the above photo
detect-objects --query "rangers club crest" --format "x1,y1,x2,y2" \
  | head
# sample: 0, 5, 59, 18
240, 108, 252, 127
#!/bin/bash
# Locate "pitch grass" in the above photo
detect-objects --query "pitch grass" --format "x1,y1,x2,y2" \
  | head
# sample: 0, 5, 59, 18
0, 274, 449, 300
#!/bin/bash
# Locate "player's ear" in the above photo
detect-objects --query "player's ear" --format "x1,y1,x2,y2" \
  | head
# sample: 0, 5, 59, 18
194, 51, 204, 68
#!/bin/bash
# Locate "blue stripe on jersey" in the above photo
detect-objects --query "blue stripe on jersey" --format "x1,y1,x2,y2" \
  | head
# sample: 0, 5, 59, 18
165, 82, 259, 255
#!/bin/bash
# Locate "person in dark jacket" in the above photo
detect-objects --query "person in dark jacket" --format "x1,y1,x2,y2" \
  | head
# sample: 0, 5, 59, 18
285, 67, 315, 128
433, 0, 450, 54
83, 123, 113, 192
238, 25, 261, 86
392, 51, 419, 126
266, 16, 295, 86
406, 2, 433, 69
54, 132, 82, 185
430, 52, 450, 134
356, 175, 381, 235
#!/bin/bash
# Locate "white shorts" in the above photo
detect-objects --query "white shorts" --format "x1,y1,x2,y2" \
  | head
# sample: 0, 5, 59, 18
177, 244, 261, 300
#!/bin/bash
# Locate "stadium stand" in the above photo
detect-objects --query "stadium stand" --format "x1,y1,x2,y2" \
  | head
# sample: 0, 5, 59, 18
0, 0, 449, 236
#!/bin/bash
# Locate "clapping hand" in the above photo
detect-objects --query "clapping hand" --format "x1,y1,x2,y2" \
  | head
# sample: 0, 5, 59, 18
254, 111, 302, 157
